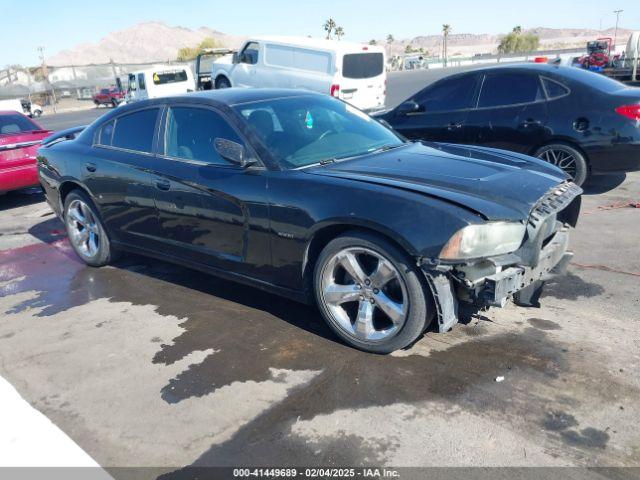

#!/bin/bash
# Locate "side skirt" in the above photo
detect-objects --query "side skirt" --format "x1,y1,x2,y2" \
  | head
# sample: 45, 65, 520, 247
111, 241, 312, 305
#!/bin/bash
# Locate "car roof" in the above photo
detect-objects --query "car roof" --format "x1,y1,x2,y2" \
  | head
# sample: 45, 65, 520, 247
248, 35, 385, 54
119, 88, 322, 111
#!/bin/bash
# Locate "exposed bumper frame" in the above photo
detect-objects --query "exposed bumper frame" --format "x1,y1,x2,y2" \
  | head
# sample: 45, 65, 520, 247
422, 227, 572, 333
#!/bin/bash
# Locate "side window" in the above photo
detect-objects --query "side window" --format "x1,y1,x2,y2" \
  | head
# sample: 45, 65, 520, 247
478, 73, 544, 108
111, 108, 158, 153
165, 107, 244, 165
138, 73, 146, 91
240, 42, 260, 65
414, 74, 478, 112
542, 77, 570, 99
96, 120, 115, 146
128, 74, 137, 91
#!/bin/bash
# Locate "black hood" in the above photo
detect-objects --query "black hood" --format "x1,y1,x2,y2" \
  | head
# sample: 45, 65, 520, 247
306, 142, 568, 221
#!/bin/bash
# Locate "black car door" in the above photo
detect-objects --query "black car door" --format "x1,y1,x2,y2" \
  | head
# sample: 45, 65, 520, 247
151, 104, 271, 279
463, 71, 550, 153
388, 73, 479, 143
86, 107, 162, 246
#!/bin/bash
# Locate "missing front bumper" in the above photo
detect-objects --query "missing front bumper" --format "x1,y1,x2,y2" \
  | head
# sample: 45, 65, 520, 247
422, 227, 572, 333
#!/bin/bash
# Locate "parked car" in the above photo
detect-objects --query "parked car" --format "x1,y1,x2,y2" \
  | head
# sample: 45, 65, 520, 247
20, 99, 43, 118
0, 99, 24, 114
211, 36, 387, 112
125, 66, 195, 103
93, 87, 125, 108
0, 111, 51, 193
378, 63, 640, 186
38, 90, 581, 353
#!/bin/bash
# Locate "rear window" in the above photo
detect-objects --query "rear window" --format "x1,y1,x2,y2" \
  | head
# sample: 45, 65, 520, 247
0, 114, 38, 135
153, 70, 188, 85
542, 77, 570, 99
111, 108, 158, 153
478, 73, 544, 108
342, 53, 384, 79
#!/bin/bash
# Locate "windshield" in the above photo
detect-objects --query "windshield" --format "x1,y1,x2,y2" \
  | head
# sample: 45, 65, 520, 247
234, 95, 403, 168
0, 114, 39, 135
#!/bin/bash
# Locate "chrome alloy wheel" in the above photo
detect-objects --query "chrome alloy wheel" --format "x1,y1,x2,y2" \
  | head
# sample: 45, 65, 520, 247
537, 147, 578, 179
66, 199, 100, 258
319, 247, 408, 342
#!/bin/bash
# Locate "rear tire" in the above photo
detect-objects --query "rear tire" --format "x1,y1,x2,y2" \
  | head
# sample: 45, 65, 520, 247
63, 190, 116, 267
314, 231, 432, 354
111, 100, 118, 108
534, 143, 588, 186
215, 76, 231, 89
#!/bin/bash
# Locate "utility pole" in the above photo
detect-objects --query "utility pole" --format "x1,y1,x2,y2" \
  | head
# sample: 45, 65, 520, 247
37, 46, 57, 113
613, 9, 623, 49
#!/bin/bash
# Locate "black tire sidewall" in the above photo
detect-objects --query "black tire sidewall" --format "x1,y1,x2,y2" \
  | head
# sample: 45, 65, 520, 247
63, 190, 113, 267
216, 77, 231, 89
313, 231, 432, 354
535, 143, 588, 186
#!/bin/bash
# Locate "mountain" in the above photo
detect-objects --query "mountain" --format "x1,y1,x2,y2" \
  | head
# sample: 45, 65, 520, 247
47, 22, 246, 66
47, 22, 636, 66
387, 27, 635, 57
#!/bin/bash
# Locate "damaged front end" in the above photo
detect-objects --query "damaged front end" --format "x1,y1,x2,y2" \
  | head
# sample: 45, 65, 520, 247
421, 182, 583, 333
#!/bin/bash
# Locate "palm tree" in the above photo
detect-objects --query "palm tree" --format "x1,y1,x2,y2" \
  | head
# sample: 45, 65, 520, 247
513, 25, 522, 34
335, 26, 345, 41
386, 34, 395, 44
442, 24, 451, 67
323, 18, 336, 39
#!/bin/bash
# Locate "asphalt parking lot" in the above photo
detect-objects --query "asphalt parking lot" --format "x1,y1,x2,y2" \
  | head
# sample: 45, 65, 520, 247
2, 71, 640, 477
1, 167, 639, 475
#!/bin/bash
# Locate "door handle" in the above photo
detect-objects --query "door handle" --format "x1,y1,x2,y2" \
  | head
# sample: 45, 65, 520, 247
446, 122, 462, 131
520, 119, 543, 128
155, 179, 170, 191
85, 162, 97, 172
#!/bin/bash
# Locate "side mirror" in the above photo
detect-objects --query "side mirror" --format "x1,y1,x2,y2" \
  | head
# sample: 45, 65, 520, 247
397, 100, 422, 115
232, 52, 240, 64
214, 138, 256, 168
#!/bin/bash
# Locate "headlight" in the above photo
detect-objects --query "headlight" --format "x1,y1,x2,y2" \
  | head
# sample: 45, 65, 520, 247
439, 222, 526, 260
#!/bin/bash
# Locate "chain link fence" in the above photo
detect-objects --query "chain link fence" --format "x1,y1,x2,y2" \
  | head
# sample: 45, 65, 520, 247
0, 60, 196, 110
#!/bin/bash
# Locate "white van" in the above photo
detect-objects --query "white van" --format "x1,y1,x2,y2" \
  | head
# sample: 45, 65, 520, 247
211, 36, 387, 112
125, 66, 196, 103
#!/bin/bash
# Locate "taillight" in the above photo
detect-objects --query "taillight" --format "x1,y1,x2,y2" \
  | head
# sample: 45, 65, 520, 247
330, 84, 340, 97
615, 104, 640, 121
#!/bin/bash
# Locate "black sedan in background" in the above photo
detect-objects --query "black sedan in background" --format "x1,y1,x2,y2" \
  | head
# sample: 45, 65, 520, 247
379, 64, 640, 185
38, 89, 581, 353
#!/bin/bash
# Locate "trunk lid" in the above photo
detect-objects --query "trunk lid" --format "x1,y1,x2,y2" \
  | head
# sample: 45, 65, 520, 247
0, 130, 51, 169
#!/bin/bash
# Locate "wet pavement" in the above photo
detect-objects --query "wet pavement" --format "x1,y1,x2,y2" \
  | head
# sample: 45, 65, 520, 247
0, 174, 639, 474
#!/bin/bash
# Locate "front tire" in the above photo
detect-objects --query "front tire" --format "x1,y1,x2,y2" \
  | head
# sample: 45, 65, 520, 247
63, 190, 115, 267
314, 231, 432, 354
215, 76, 231, 89
534, 143, 588, 186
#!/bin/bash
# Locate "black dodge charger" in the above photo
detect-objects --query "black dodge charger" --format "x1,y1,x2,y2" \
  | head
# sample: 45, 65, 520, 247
38, 89, 582, 353
379, 64, 640, 186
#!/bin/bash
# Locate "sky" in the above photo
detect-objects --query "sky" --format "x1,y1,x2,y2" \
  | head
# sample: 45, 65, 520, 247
1, 0, 638, 66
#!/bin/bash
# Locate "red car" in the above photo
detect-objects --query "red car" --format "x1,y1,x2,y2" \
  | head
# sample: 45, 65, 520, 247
0, 111, 51, 193
93, 87, 125, 107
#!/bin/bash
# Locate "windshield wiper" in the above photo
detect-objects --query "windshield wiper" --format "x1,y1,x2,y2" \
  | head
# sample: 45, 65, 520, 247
370, 143, 408, 154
